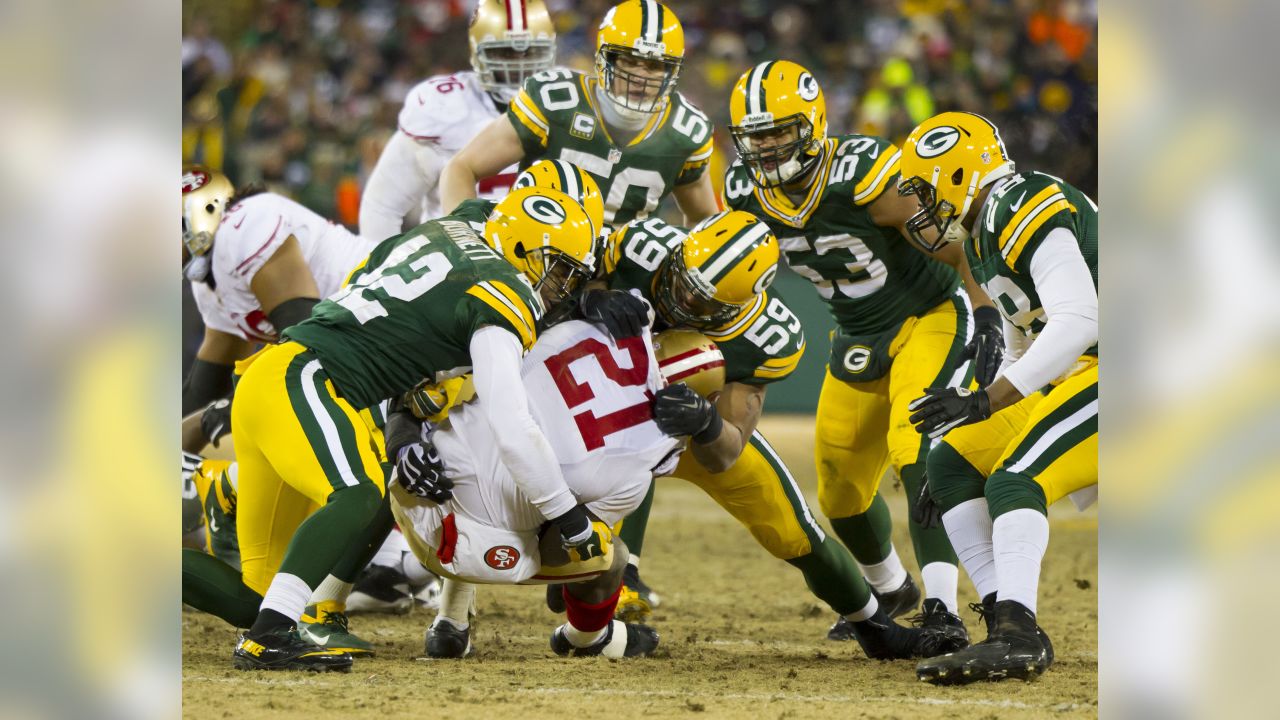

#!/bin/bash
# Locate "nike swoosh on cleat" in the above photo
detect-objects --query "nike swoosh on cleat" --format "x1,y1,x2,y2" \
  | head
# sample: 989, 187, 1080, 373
302, 630, 331, 646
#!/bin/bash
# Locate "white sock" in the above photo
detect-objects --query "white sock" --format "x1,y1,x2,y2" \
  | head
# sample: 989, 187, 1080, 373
992, 508, 1050, 615
564, 622, 608, 648
627, 553, 641, 570
435, 578, 475, 628
371, 529, 409, 568
942, 498, 998, 600
857, 545, 908, 593
841, 593, 880, 622
260, 573, 313, 623
309, 574, 354, 606
921, 562, 960, 614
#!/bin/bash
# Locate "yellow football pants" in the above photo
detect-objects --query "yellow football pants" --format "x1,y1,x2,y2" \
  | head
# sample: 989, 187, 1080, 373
231, 341, 387, 594
944, 360, 1098, 505
815, 298, 968, 519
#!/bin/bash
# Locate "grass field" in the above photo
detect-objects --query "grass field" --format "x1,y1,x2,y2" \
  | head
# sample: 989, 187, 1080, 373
183, 415, 1098, 719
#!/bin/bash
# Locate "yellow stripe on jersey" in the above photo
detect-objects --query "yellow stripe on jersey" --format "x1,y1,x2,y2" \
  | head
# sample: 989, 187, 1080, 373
1004, 197, 1076, 269
579, 77, 618, 147
487, 279, 540, 333
704, 293, 767, 342
682, 137, 715, 174
510, 90, 549, 147
341, 256, 372, 288
602, 226, 628, 275
997, 184, 1062, 253
753, 341, 805, 380
852, 146, 902, 205
466, 283, 537, 349
630, 101, 671, 147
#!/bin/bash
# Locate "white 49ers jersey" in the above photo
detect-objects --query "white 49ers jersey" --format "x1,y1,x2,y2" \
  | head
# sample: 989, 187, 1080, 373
359, 71, 519, 242
190, 193, 374, 343
433, 320, 682, 532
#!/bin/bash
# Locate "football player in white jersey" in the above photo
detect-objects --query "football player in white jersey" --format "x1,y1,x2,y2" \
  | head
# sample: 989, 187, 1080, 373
387, 322, 725, 659
358, 0, 556, 241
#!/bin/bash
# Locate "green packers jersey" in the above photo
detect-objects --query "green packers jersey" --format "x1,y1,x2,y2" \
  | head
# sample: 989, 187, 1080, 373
602, 216, 805, 385
508, 69, 714, 227
284, 216, 542, 409
449, 198, 494, 229
723, 135, 958, 335
969, 171, 1098, 353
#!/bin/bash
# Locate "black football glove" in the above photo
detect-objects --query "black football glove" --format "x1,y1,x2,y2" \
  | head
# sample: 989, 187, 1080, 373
653, 383, 723, 444
966, 305, 1005, 388
200, 398, 232, 447
908, 386, 992, 440
395, 440, 453, 503
910, 471, 943, 530
554, 505, 608, 562
579, 288, 650, 339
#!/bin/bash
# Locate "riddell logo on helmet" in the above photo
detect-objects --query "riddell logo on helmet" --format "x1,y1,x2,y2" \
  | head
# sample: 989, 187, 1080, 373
632, 38, 666, 56
485, 546, 521, 570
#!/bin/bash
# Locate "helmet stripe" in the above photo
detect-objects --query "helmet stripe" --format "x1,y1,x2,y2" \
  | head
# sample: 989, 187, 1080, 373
555, 160, 580, 202
746, 61, 771, 116
506, 0, 525, 31
654, 1, 665, 42
699, 221, 772, 285
641, 0, 658, 44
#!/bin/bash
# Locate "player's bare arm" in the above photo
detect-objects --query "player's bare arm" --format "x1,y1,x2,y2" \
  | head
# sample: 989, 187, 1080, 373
672, 172, 719, 225
440, 115, 526, 214
249, 234, 321, 329
689, 381, 765, 473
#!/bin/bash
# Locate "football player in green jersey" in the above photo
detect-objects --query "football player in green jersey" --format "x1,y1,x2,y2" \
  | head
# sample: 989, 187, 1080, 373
899, 112, 1097, 685
224, 187, 601, 671
440, 0, 719, 229
723, 61, 999, 643
595, 210, 965, 659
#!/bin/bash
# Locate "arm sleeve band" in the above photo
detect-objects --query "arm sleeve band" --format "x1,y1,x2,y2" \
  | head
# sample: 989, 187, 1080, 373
182, 358, 234, 415
469, 325, 577, 520
382, 408, 426, 460
266, 297, 319, 336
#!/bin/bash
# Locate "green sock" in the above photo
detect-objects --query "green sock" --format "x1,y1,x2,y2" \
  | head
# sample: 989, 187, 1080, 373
828, 492, 893, 564
276, 483, 383, 588
617, 480, 655, 560
926, 442, 988, 513
900, 463, 958, 566
786, 536, 873, 616
329, 491, 395, 584
182, 548, 261, 628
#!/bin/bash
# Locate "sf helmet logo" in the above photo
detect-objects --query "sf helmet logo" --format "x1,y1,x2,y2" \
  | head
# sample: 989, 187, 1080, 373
522, 195, 568, 225
182, 170, 209, 194
797, 72, 819, 101
484, 546, 521, 570
916, 126, 962, 159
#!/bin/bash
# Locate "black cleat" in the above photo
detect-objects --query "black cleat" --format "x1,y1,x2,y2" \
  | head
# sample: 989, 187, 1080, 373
846, 607, 966, 660
424, 618, 473, 659
232, 626, 353, 672
917, 600, 1051, 685
828, 575, 921, 641
550, 620, 659, 658
909, 598, 970, 650
546, 583, 566, 614
972, 594, 1053, 666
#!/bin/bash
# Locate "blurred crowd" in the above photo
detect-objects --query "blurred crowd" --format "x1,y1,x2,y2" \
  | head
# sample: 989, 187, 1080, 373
182, 0, 1096, 229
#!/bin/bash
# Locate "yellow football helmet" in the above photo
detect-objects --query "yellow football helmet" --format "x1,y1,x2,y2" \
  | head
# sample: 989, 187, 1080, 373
513, 159, 605, 239
595, 0, 685, 117
898, 111, 1016, 252
729, 60, 827, 188
182, 165, 235, 281
654, 210, 779, 330
484, 187, 598, 307
469, 0, 556, 97
654, 329, 726, 399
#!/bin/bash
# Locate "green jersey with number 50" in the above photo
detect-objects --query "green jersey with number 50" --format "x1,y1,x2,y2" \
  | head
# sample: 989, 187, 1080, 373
969, 171, 1098, 354
283, 217, 543, 409
508, 69, 714, 227
724, 135, 958, 335
602, 217, 805, 385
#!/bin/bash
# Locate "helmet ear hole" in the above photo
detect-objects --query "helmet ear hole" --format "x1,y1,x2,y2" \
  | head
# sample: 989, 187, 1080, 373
951, 168, 964, 186
513, 241, 528, 259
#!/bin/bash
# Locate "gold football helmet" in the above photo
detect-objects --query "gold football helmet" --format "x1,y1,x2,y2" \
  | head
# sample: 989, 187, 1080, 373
469, 0, 556, 97
654, 329, 725, 399
513, 159, 605, 239
484, 187, 597, 307
898, 112, 1016, 252
654, 210, 779, 330
595, 0, 685, 117
182, 165, 234, 281
729, 60, 827, 188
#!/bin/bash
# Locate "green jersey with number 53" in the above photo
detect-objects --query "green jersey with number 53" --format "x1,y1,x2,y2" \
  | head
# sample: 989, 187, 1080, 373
283, 216, 543, 409
724, 134, 958, 335
969, 171, 1098, 353
602, 216, 805, 385
508, 69, 714, 227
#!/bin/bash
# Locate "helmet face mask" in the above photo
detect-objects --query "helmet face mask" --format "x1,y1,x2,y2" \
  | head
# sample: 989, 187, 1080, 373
474, 40, 555, 94
597, 45, 681, 115
730, 115, 818, 188
898, 175, 959, 253
653, 252, 744, 330
524, 247, 593, 307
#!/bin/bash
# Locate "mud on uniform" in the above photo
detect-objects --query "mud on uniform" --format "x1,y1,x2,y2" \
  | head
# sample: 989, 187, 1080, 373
724, 134, 970, 520
601, 217, 826, 560
231, 216, 542, 593
508, 69, 713, 227
934, 172, 1098, 506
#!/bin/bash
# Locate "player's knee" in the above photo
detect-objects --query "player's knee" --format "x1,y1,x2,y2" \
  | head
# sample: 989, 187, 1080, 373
328, 481, 383, 519
748, 523, 812, 560
817, 478, 875, 520
985, 470, 1048, 517
925, 442, 988, 514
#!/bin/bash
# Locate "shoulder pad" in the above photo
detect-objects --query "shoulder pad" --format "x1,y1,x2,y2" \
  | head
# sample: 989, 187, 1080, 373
399, 72, 493, 149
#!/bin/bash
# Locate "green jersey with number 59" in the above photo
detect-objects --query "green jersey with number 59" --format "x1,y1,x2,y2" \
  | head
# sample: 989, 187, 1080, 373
508, 69, 714, 227
602, 216, 805, 385
724, 135, 958, 335
969, 171, 1098, 353
283, 217, 543, 409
